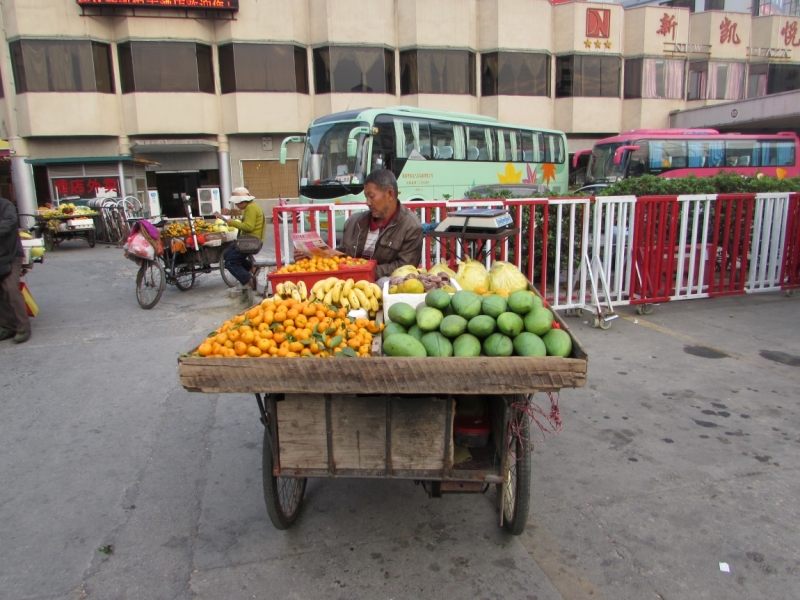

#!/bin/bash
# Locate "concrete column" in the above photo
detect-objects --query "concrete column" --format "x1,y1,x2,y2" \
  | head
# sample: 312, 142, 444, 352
217, 134, 232, 210
118, 135, 132, 156
11, 149, 37, 230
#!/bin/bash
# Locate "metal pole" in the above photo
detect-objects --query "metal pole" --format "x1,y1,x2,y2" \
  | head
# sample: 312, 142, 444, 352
217, 134, 231, 210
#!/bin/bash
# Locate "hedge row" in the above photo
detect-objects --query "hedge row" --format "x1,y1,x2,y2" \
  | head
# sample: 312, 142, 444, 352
595, 172, 800, 196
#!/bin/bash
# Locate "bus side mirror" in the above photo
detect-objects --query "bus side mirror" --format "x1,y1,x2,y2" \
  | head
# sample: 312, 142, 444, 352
347, 126, 372, 159
279, 136, 304, 165
572, 149, 591, 169
613, 145, 640, 166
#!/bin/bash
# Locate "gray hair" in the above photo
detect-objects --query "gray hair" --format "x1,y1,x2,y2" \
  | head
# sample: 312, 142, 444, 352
364, 169, 398, 197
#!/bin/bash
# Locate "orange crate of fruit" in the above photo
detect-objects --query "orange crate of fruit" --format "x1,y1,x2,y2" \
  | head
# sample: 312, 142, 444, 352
268, 259, 377, 290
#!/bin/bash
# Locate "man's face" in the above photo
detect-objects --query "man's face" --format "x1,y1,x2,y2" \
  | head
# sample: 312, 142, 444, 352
235, 201, 249, 210
364, 183, 396, 221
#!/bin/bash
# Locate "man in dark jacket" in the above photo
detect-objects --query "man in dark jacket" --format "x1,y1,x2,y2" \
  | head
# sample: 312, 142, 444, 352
336, 170, 423, 279
0, 197, 31, 343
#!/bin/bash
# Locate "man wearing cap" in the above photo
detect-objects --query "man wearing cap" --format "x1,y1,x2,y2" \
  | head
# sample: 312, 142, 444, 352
215, 187, 265, 290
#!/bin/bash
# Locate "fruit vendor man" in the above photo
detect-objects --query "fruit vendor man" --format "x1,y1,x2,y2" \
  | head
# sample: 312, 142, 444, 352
295, 170, 423, 279
215, 187, 265, 291
0, 197, 31, 344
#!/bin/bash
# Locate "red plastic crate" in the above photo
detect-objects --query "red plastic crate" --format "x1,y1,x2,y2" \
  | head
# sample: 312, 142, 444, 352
267, 260, 377, 290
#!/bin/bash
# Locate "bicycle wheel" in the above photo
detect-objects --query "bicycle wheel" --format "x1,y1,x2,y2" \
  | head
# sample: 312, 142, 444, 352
499, 402, 532, 535
136, 260, 165, 309
174, 257, 196, 291
219, 259, 237, 287
263, 427, 306, 529
87, 230, 96, 248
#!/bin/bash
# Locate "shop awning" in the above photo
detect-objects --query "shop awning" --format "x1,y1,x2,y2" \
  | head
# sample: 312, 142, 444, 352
130, 139, 219, 153
25, 156, 160, 166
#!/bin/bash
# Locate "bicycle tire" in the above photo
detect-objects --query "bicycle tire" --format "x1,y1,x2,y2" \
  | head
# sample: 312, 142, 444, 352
219, 259, 237, 287
87, 230, 96, 248
263, 427, 306, 529
136, 260, 165, 309
174, 258, 196, 291
499, 402, 532, 535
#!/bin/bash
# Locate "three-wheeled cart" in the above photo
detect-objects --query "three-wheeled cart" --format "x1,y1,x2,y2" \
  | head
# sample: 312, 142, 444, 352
178, 310, 587, 535
38, 212, 98, 249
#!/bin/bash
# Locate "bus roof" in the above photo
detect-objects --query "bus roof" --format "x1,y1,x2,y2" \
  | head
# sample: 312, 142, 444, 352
310, 106, 565, 135
595, 129, 799, 144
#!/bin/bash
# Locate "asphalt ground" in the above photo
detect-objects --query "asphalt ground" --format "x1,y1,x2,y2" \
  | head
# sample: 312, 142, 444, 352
1, 241, 799, 600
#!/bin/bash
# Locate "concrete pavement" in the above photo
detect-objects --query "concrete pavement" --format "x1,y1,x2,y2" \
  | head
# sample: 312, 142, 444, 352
1, 242, 798, 600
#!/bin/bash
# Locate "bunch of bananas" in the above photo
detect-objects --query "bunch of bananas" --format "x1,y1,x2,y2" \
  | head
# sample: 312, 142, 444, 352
273, 280, 309, 302
161, 219, 215, 239
310, 278, 382, 315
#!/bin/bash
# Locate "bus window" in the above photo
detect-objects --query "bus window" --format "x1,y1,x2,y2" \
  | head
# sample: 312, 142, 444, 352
627, 144, 648, 177
543, 134, 565, 164
649, 140, 687, 172
687, 140, 708, 168
520, 131, 539, 163
429, 120, 456, 160
393, 118, 432, 159
725, 140, 758, 167
760, 140, 796, 167
466, 125, 493, 161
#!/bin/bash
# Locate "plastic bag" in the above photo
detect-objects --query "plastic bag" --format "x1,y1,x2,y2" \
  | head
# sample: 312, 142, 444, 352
455, 259, 489, 292
427, 263, 457, 278
127, 232, 155, 260
488, 261, 528, 293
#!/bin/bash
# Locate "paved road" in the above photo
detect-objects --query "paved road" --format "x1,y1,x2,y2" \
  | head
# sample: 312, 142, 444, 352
1, 242, 798, 599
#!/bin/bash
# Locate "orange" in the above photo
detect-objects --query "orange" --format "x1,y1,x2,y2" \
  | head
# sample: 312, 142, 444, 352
250, 315, 263, 327
227, 329, 241, 342
224, 340, 234, 349
288, 341, 303, 353
315, 310, 326, 319
215, 333, 228, 344
309, 342, 321, 354
286, 308, 299, 320
234, 341, 248, 356
263, 312, 274, 325
277, 347, 289, 357
197, 342, 213, 356
268, 346, 279, 355
257, 338, 272, 352
295, 314, 308, 328
283, 319, 294, 328
284, 326, 296, 335
273, 333, 286, 345
247, 307, 261, 320
240, 330, 256, 344
347, 338, 361, 350
261, 300, 276, 312
273, 312, 286, 323
247, 346, 262, 357
302, 304, 317, 317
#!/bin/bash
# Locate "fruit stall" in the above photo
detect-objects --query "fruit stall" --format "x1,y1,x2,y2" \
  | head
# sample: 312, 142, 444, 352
37, 204, 99, 249
158, 218, 238, 290
178, 260, 587, 534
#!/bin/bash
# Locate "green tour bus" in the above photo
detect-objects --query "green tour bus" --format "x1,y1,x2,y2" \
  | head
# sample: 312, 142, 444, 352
280, 106, 568, 212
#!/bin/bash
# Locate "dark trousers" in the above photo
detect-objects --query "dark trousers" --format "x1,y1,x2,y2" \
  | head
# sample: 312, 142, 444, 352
0, 257, 31, 335
223, 245, 254, 286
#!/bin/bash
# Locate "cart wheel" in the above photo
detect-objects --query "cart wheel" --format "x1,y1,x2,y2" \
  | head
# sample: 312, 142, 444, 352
263, 428, 306, 530
636, 304, 653, 315
219, 260, 236, 287
498, 406, 531, 535
43, 230, 55, 252
592, 315, 612, 330
575, 308, 584, 318
87, 230, 96, 248
136, 259, 165, 309
174, 259, 196, 291
786, 289, 794, 297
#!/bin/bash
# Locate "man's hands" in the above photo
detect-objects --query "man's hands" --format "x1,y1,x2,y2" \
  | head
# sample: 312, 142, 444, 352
213, 212, 230, 221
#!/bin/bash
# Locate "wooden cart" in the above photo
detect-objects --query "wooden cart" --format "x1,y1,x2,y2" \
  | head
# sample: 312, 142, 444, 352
178, 313, 587, 535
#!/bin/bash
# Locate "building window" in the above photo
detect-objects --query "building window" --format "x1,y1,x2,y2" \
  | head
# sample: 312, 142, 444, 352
481, 52, 550, 97
312, 47, 394, 94
705, 0, 726, 10
686, 61, 744, 100
764, 64, 800, 95
400, 49, 476, 95
753, 0, 800, 16
9, 39, 114, 93
661, 0, 696, 11
117, 41, 215, 94
624, 58, 684, 99
555, 55, 620, 98
218, 44, 307, 94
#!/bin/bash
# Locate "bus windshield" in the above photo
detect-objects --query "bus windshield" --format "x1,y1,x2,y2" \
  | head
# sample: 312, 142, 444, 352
300, 122, 369, 198
587, 143, 626, 183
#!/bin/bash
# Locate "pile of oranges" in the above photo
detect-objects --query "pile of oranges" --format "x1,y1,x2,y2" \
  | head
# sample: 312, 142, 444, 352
275, 255, 369, 274
195, 298, 385, 359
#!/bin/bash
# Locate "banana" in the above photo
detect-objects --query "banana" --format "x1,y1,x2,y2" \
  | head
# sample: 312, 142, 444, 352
276, 282, 285, 296
354, 280, 369, 292
347, 290, 360, 309
342, 278, 354, 298
311, 279, 326, 294
323, 278, 338, 293
285, 281, 297, 292
291, 289, 302, 302
297, 281, 308, 301
340, 296, 350, 310
354, 288, 370, 309
323, 289, 334, 305
331, 280, 345, 303
370, 296, 380, 312
316, 287, 326, 301
368, 282, 383, 299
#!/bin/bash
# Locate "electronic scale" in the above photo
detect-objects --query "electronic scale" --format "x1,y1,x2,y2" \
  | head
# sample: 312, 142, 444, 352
434, 209, 514, 234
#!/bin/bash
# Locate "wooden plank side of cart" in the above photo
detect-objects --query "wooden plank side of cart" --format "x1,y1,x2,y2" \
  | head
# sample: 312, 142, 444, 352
178, 311, 587, 395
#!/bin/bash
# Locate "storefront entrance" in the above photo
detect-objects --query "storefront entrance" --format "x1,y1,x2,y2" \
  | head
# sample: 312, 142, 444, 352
152, 170, 220, 218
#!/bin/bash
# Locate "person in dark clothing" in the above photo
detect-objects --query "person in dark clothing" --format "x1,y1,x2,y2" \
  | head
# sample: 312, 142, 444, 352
0, 197, 31, 344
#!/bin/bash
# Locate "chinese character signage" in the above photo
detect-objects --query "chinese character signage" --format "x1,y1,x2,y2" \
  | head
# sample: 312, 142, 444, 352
656, 13, 678, 42
781, 21, 800, 47
52, 177, 119, 200
719, 17, 741, 45
586, 9, 611, 39
77, 0, 239, 10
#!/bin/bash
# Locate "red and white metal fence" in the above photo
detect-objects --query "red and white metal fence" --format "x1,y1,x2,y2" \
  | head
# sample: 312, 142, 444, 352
271, 191, 800, 327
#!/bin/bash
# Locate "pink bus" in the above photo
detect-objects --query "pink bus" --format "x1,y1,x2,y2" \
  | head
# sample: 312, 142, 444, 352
574, 129, 800, 185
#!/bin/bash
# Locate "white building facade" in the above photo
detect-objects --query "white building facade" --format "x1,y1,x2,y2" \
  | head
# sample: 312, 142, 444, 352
1, 0, 799, 218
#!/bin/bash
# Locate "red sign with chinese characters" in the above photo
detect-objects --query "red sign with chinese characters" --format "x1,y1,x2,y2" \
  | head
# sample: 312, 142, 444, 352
781, 21, 800, 47
586, 9, 611, 39
656, 13, 678, 41
719, 17, 741, 45
52, 177, 119, 200
76, 0, 239, 9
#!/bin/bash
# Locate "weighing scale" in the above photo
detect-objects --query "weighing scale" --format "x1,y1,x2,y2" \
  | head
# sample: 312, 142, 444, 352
434, 209, 514, 234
